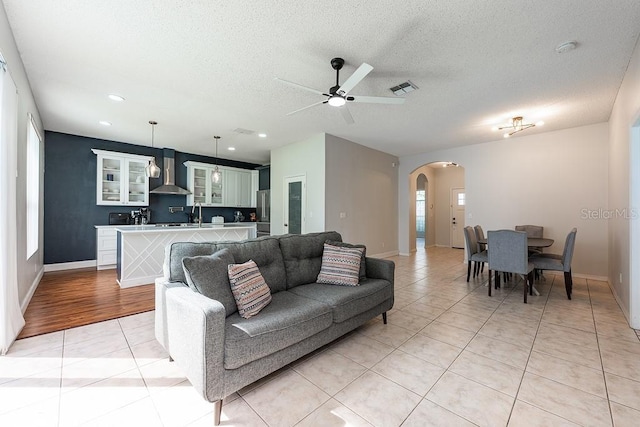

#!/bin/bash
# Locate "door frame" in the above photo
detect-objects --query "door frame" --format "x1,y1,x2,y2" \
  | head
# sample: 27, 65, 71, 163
450, 187, 465, 248
283, 174, 306, 234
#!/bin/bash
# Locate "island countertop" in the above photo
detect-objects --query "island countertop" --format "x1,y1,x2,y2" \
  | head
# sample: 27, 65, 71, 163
112, 223, 256, 233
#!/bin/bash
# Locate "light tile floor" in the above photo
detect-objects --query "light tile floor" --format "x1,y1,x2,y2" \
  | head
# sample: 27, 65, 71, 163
2, 246, 640, 426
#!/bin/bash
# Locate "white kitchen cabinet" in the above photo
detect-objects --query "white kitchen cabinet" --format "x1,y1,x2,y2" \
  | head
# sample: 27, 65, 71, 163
92, 149, 153, 206
185, 161, 225, 207
185, 161, 254, 207
250, 170, 259, 207
96, 226, 118, 270
225, 169, 252, 207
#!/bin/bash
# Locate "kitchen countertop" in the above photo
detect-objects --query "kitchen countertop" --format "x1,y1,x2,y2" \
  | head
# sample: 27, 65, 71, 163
113, 223, 256, 233
95, 223, 257, 230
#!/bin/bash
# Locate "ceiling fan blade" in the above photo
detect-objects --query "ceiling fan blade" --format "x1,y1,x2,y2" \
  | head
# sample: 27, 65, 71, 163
286, 100, 327, 116
274, 78, 327, 96
349, 95, 405, 104
339, 106, 354, 124
337, 63, 373, 96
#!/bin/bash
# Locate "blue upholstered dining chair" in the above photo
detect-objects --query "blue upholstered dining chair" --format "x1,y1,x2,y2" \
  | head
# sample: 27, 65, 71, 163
487, 230, 535, 303
464, 226, 488, 282
529, 228, 577, 300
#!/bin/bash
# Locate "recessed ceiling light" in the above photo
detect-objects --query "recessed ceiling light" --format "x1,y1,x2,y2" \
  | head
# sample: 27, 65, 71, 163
258, 133, 267, 138
228, 147, 236, 151
107, 94, 125, 102
99, 120, 112, 126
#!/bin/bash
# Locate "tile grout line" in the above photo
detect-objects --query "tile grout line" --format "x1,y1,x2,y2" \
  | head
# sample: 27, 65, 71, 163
589, 277, 617, 427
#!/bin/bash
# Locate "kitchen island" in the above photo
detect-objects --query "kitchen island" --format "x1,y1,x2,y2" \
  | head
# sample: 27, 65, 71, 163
115, 223, 256, 288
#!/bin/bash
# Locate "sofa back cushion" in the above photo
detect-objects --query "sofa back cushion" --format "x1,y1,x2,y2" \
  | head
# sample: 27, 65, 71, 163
163, 242, 217, 283
216, 237, 287, 292
182, 248, 237, 316
279, 231, 342, 289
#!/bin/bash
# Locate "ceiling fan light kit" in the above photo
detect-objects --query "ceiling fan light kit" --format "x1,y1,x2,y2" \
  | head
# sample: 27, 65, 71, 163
275, 57, 405, 124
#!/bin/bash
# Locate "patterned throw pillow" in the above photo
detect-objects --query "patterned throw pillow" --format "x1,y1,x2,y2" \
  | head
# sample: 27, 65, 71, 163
317, 243, 364, 286
326, 240, 367, 280
227, 260, 272, 318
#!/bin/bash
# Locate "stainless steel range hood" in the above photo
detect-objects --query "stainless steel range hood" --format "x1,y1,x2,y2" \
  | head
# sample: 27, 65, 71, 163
150, 150, 191, 195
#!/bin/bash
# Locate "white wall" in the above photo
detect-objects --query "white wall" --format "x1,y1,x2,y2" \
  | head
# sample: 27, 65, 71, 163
608, 35, 640, 328
271, 134, 326, 236
324, 134, 398, 257
399, 123, 609, 277
0, 3, 44, 309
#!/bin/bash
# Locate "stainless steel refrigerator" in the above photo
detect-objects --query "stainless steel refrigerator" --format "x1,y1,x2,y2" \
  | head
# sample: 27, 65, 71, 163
256, 189, 270, 236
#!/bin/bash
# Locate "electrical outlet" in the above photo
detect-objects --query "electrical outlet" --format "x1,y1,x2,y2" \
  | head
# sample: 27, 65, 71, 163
339, 212, 346, 219
619, 273, 623, 284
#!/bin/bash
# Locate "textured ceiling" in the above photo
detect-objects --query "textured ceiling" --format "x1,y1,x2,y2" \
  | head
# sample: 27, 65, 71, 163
3, 0, 640, 164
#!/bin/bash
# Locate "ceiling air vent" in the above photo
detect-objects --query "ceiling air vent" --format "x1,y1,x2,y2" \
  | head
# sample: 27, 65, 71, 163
233, 128, 255, 135
390, 80, 418, 96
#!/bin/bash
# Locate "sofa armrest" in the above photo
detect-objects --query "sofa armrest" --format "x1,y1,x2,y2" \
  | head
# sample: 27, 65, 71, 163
162, 283, 227, 403
365, 257, 395, 283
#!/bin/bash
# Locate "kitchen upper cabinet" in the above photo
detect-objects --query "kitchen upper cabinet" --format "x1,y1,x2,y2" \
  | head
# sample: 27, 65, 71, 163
185, 161, 225, 207
92, 149, 152, 206
184, 161, 255, 207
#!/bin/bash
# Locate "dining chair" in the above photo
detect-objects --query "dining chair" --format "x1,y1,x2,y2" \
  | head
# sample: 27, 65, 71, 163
487, 230, 535, 303
464, 226, 488, 282
474, 225, 487, 272
529, 228, 577, 300
515, 224, 544, 255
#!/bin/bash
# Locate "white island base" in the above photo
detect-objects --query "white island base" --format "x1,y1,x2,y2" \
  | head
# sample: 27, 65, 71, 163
116, 224, 254, 288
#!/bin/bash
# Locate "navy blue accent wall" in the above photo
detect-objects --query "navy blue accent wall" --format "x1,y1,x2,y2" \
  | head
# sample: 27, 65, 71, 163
44, 131, 261, 264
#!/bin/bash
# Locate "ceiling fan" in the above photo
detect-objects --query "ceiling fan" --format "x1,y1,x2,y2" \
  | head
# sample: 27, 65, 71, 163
275, 57, 405, 124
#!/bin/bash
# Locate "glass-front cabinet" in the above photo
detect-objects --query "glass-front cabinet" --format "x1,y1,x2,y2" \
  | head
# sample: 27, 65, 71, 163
185, 161, 257, 207
185, 161, 225, 207
92, 149, 153, 206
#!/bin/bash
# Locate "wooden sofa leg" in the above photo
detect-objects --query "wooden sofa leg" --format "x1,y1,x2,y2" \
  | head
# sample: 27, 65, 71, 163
214, 400, 222, 426
382, 312, 387, 324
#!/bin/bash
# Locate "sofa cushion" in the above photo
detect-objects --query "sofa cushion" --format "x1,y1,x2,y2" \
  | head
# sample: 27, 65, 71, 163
288, 278, 393, 323
224, 291, 333, 369
279, 231, 342, 289
317, 243, 364, 286
164, 242, 217, 283
217, 237, 287, 292
182, 248, 237, 316
228, 260, 272, 319
326, 240, 367, 280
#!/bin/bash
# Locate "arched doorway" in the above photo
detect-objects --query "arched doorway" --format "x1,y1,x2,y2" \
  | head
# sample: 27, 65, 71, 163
416, 174, 428, 249
407, 162, 465, 253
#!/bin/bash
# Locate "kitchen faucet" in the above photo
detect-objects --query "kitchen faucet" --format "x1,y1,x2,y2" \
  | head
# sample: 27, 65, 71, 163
191, 202, 202, 227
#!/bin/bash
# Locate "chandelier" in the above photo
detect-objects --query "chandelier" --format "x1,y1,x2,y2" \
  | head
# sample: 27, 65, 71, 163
495, 116, 543, 138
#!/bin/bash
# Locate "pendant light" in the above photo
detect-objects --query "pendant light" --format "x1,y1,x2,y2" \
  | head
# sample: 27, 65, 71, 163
212, 136, 221, 183
145, 120, 161, 178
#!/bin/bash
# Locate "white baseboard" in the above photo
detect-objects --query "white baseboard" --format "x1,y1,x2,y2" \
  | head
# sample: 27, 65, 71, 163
21, 266, 44, 314
370, 250, 399, 259
44, 260, 96, 272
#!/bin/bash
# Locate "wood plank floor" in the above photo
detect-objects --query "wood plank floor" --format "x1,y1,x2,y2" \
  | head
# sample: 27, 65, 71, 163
17, 268, 155, 339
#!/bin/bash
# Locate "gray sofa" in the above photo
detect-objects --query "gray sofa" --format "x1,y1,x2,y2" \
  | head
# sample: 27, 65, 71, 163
154, 231, 395, 425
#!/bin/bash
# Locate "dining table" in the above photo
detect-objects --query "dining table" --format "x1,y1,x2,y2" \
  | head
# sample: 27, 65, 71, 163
477, 237, 554, 249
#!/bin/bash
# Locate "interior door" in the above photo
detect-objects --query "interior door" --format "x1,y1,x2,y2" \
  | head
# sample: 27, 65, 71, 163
284, 175, 305, 234
451, 187, 465, 248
